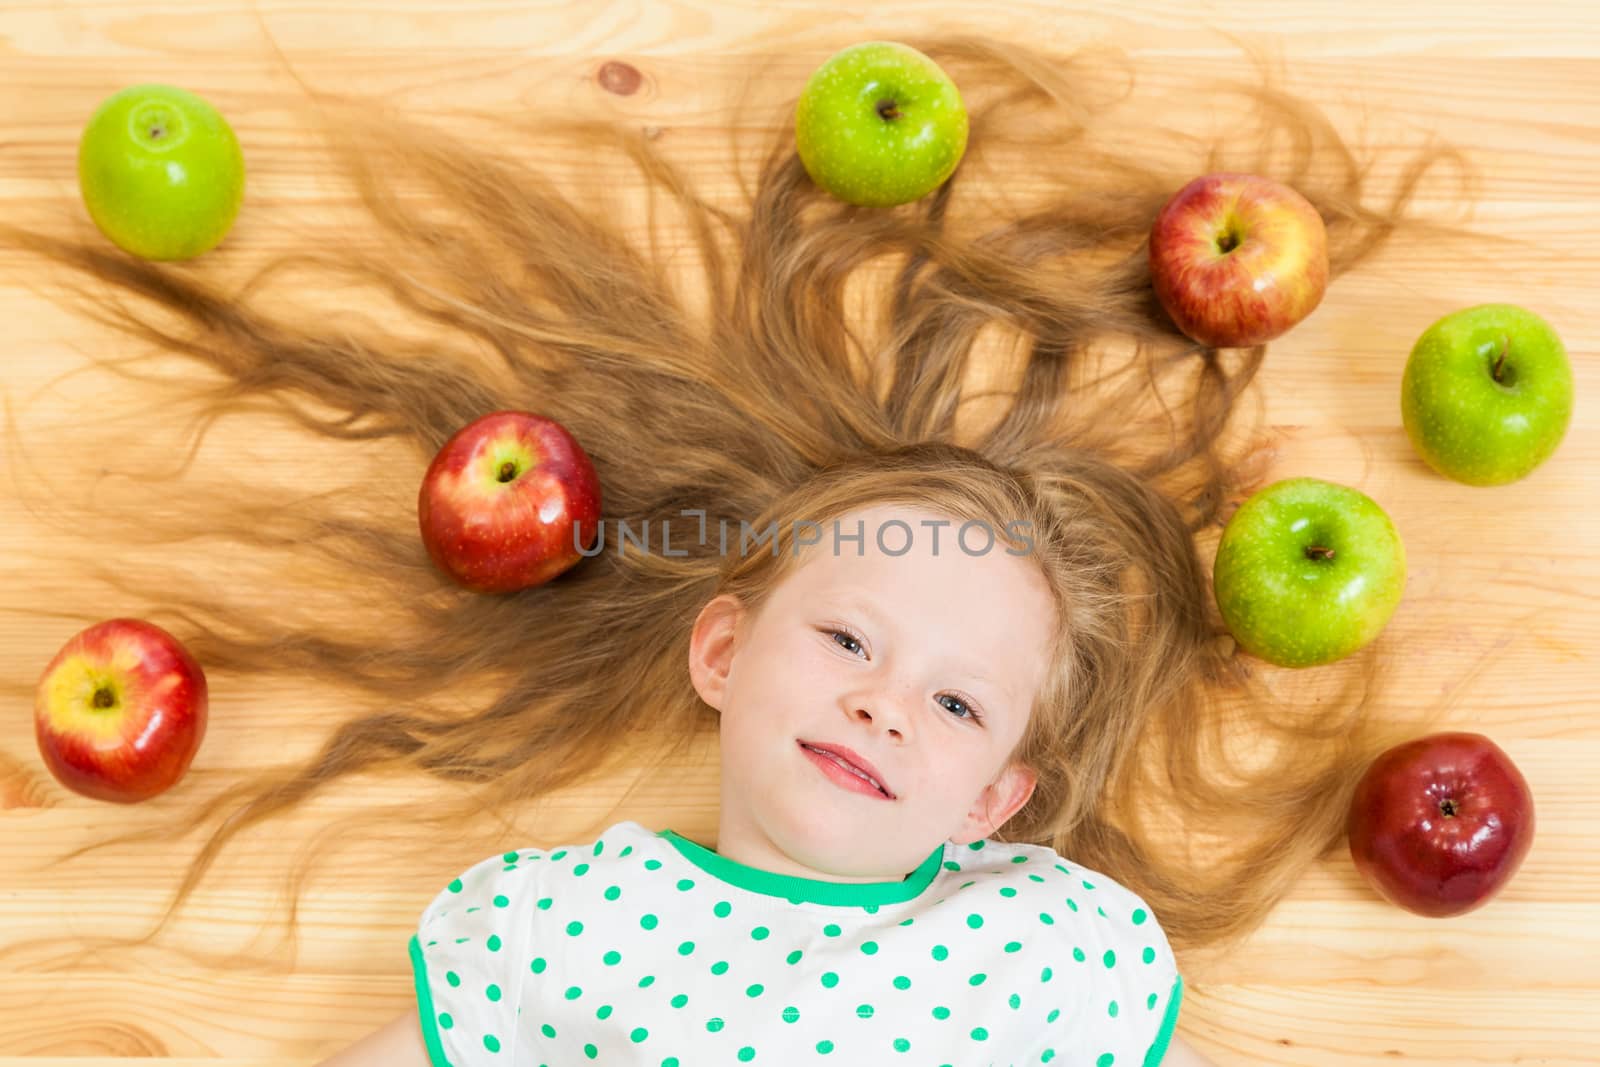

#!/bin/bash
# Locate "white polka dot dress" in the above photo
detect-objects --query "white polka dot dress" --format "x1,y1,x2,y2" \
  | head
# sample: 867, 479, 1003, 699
409, 820, 1184, 1066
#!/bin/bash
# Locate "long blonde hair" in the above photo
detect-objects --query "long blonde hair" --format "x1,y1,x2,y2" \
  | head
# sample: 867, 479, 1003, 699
2, 34, 1476, 971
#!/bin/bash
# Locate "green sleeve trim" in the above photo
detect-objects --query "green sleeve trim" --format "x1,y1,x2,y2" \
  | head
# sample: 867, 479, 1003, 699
1143, 972, 1184, 1067
408, 934, 453, 1067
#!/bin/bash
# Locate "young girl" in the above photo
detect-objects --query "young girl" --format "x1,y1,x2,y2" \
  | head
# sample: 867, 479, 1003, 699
1, 32, 1466, 1067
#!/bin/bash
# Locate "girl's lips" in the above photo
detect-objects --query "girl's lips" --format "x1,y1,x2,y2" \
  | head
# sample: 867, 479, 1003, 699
799, 741, 893, 799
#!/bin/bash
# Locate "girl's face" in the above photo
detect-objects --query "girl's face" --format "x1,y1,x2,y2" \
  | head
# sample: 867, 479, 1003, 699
688, 502, 1058, 884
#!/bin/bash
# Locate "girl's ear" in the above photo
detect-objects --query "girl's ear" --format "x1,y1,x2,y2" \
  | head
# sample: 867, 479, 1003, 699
948, 761, 1038, 846
688, 594, 745, 711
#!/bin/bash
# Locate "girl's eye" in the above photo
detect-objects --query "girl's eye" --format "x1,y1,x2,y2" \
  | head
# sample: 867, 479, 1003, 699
823, 628, 985, 725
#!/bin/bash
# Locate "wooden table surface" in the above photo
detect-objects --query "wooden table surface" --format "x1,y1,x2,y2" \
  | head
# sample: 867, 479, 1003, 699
2, 3, 1597, 1065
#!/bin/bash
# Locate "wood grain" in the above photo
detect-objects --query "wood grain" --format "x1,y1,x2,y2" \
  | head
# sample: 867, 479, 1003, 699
3, 3, 1597, 1065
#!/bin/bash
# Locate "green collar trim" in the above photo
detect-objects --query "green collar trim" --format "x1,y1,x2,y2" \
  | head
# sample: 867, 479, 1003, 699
656, 829, 946, 906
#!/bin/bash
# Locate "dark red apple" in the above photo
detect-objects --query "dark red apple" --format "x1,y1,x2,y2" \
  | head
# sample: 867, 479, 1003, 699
418, 410, 603, 594
1148, 172, 1329, 348
34, 618, 208, 803
1347, 731, 1535, 918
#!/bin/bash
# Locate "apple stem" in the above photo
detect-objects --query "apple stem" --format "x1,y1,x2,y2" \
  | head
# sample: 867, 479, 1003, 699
1491, 337, 1509, 383
1306, 545, 1335, 561
498, 462, 518, 483
92, 687, 115, 709
876, 99, 902, 121
1440, 799, 1458, 817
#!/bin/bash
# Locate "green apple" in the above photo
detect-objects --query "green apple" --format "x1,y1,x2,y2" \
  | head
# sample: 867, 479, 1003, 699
794, 41, 968, 208
78, 84, 246, 261
1401, 304, 1574, 486
1212, 477, 1407, 669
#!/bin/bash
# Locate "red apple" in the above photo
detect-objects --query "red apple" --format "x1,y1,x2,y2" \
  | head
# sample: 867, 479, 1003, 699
418, 410, 603, 593
34, 618, 208, 803
1346, 731, 1536, 918
1148, 172, 1329, 348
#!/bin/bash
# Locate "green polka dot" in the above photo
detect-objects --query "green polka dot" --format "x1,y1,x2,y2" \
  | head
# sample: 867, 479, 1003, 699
625, 1024, 646, 1042
894, 1037, 911, 1051
932, 945, 948, 961
1073, 947, 1086, 962
492, 895, 510, 908
447, 877, 464, 893
817, 1040, 834, 1053
861, 941, 879, 955
1041, 966, 1054, 982
676, 878, 695, 890
446, 971, 461, 987
531, 957, 546, 973
594, 840, 605, 855
677, 940, 695, 955
583, 1043, 596, 1058
604, 886, 621, 901
786, 950, 804, 964
1043, 1050, 1056, 1062
1109, 1000, 1119, 1018
484, 1034, 501, 1053
737, 1049, 754, 1062
644, 859, 662, 870
1011, 855, 1028, 864
1000, 887, 1017, 897
1082, 879, 1096, 889
1004, 941, 1022, 953
1097, 1055, 1114, 1066
1009, 993, 1021, 1009
821, 971, 839, 988
563, 986, 582, 1000
1148, 993, 1159, 1009
671, 994, 688, 1008
714, 901, 732, 917
711, 961, 729, 975
1143, 946, 1156, 964
823, 923, 841, 937
486, 984, 501, 1002
752, 926, 770, 940
641, 913, 658, 930
856, 1003, 874, 1019
639, 975, 656, 988
932, 1006, 950, 1020
603, 950, 621, 965
540, 1023, 555, 1038
438, 1013, 453, 1029
597, 1005, 612, 1020
663, 1060, 677, 1067
746, 983, 764, 997
566, 921, 583, 936
782, 1006, 801, 1022
969, 973, 987, 986
893, 976, 911, 990
706, 1018, 725, 1033
966, 914, 984, 929
537, 897, 553, 910
551, 849, 567, 860
1047, 1008, 1060, 1023
1104, 949, 1117, 968
971, 1027, 988, 1041
1039, 912, 1055, 925
1067, 898, 1079, 912
486, 934, 502, 952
